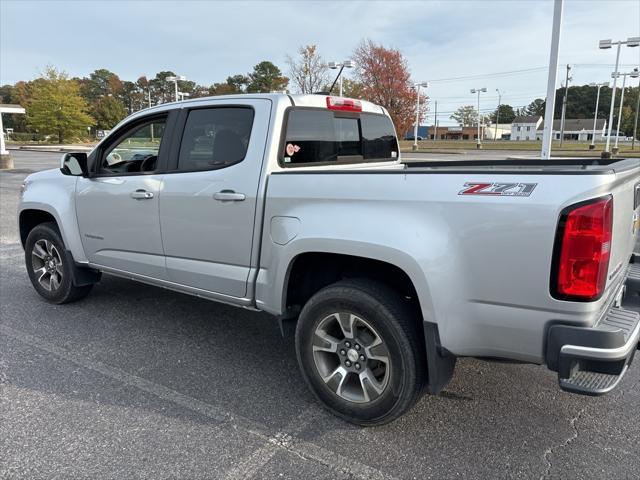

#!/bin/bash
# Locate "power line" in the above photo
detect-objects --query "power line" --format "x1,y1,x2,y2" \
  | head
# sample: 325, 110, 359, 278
428, 67, 547, 83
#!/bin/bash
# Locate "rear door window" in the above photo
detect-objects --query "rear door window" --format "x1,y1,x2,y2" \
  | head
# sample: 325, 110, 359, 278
177, 107, 254, 171
282, 109, 398, 166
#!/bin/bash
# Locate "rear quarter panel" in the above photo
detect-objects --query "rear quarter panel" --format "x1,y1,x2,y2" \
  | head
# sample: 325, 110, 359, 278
257, 168, 636, 363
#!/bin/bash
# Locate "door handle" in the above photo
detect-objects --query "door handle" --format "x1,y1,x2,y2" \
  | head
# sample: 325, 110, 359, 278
213, 190, 246, 202
130, 189, 154, 200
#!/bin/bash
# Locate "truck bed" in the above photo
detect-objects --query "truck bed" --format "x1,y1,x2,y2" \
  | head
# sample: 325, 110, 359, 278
402, 157, 640, 175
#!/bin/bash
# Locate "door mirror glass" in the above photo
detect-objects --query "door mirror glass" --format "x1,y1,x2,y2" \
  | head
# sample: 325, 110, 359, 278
60, 152, 89, 176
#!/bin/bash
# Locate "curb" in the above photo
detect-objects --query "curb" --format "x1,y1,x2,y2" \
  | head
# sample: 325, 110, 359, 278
8, 146, 94, 153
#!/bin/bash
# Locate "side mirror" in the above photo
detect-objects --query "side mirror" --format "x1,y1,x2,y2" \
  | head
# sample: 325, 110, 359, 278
60, 152, 89, 176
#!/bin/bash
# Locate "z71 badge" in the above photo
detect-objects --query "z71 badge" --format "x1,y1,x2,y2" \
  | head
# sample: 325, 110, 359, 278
458, 182, 537, 197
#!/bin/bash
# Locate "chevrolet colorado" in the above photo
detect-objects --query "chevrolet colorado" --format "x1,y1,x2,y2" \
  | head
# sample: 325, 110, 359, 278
18, 94, 640, 425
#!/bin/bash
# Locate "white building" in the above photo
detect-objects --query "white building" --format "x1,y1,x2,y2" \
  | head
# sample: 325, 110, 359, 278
535, 119, 608, 142
483, 123, 512, 140
511, 115, 542, 141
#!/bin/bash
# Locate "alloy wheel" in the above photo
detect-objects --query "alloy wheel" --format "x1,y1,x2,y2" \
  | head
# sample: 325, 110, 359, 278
31, 239, 63, 291
312, 312, 391, 403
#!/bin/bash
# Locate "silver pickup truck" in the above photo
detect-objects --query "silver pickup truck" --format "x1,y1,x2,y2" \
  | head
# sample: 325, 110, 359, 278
18, 94, 640, 425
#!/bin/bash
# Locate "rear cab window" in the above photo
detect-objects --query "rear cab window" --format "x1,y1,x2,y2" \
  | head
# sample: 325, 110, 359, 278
281, 107, 398, 167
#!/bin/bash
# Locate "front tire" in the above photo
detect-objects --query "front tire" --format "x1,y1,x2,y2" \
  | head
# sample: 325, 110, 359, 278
295, 279, 425, 426
25, 222, 93, 304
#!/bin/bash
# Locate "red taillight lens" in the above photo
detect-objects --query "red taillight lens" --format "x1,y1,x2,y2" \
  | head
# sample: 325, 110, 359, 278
553, 196, 613, 301
326, 96, 362, 112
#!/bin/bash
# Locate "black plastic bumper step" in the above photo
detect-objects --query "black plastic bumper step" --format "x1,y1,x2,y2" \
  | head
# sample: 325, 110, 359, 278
559, 369, 624, 395
555, 306, 639, 396
599, 306, 639, 341
627, 263, 640, 292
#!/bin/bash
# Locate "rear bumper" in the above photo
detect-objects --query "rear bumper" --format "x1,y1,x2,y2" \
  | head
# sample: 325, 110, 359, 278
545, 263, 640, 396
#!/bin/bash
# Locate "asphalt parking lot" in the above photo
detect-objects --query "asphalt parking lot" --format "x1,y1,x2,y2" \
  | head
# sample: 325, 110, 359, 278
1, 150, 639, 479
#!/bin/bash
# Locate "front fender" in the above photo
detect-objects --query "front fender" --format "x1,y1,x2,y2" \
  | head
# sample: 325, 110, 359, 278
19, 170, 87, 263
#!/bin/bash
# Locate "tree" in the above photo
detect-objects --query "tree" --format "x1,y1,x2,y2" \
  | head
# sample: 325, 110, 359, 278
149, 71, 176, 104
26, 67, 93, 143
450, 105, 478, 127
226, 74, 249, 93
118, 80, 139, 113
286, 44, 329, 94
80, 68, 123, 102
92, 95, 127, 129
352, 39, 425, 136
490, 104, 516, 124
524, 98, 545, 117
0, 83, 26, 131
339, 78, 365, 98
246, 61, 288, 93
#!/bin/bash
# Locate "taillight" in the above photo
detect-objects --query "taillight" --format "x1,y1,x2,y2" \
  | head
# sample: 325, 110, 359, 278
326, 96, 362, 112
552, 196, 613, 301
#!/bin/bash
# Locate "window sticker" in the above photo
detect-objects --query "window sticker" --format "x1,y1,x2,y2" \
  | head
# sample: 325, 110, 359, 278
285, 143, 301, 156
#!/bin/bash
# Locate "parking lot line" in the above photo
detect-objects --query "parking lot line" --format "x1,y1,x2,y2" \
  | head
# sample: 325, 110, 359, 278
0, 324, 397, 480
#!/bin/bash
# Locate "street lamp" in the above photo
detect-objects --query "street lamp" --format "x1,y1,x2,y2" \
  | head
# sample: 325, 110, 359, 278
328, 60, 354, 97
612, 68, 639, 153
165, 75, 186, 102
470, 87, 487, 149
598, 37, 640, 157
588, 81, 609, 150
494, 88, 503, 142
412, 82, 429, 151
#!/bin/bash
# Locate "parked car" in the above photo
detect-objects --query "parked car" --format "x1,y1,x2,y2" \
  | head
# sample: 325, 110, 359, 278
18, 93, 640, 425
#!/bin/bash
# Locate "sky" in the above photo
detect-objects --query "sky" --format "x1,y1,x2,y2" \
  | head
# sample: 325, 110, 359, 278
1, 0, 639, 125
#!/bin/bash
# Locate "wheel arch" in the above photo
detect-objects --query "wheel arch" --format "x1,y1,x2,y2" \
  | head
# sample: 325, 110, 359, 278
283, 251, 426, 322
19, 208, 58, 247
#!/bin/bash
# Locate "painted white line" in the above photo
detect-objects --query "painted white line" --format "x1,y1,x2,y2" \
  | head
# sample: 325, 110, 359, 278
1, 325, 397, 480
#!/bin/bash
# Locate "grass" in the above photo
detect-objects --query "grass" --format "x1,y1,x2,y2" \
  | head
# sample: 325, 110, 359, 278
399, 140, 640, 158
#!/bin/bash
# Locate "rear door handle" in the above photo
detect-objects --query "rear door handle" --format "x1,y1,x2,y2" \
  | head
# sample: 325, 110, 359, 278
213, 190, 246, 202
130, 189, 154, 200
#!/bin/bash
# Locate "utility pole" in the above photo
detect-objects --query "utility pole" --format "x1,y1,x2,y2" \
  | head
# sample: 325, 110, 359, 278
633, 74, 640, 149
559, 64, 571, 147
433, 101, 438, 142
541, 0, 564, 159
494, 89, 502, 141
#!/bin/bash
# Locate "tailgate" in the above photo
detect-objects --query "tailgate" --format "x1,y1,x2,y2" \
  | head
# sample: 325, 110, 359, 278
608, 163, 640, 287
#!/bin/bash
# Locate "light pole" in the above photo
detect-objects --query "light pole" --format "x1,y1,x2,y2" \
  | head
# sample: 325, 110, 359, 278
412, 82, 429, 151
470, 87, 487, 149
328, 60, 354, 97
165, 75, 186, 102
494, 88, 503, 141
613, 68, 639, 153
599, 37, 640, 157
588, 82, 608, 150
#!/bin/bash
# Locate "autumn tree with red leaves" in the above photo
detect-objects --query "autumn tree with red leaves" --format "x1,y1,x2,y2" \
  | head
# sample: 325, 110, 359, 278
352, 40, 426, 136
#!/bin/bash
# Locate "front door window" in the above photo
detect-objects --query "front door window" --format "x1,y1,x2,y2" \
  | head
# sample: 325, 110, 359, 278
100, 120, 166, 175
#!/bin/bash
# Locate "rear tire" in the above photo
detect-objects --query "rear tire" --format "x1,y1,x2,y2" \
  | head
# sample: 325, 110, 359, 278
295, 278, 425, 426
25, 222, 93, 304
